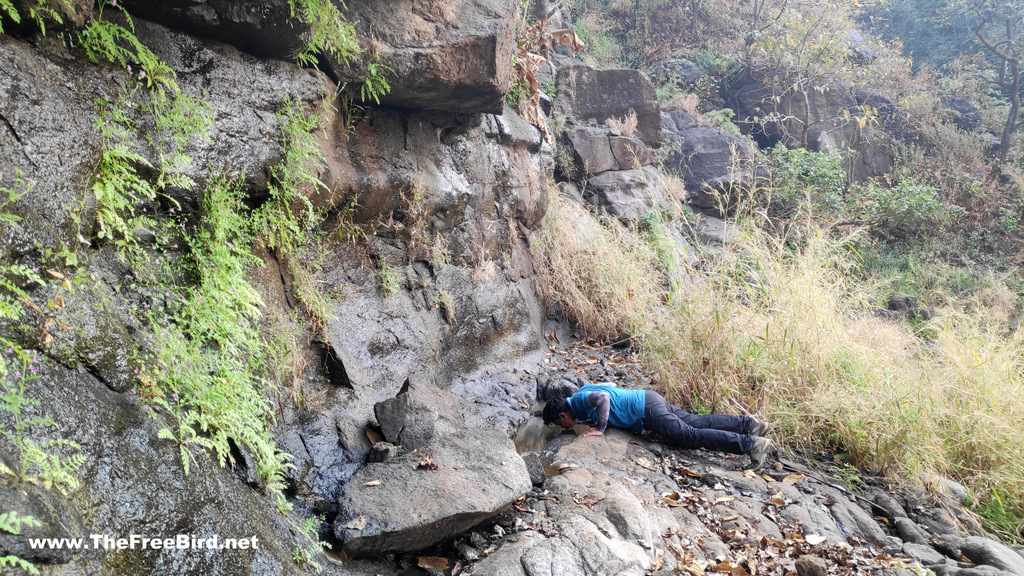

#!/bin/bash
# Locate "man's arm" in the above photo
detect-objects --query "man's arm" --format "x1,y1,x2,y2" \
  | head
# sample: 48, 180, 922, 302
583, 390, 610, 435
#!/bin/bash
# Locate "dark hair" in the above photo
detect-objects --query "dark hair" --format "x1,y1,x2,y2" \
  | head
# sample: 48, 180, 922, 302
542, 398, 570, 425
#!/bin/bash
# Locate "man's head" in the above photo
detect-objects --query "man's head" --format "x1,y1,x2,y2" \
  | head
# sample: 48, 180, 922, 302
542, 398, 575, 429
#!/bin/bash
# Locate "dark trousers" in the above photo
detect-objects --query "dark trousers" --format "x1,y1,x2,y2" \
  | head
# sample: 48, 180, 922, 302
641, 390, 755, 454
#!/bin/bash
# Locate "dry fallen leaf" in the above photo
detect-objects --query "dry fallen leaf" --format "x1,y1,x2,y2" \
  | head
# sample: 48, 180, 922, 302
805, 534, 827, 545
345, 516, 367, 530
364, 479, 382, 487
683, 561, 706, 576
662, 491, 686, 507
366, 428, 383, 445
743, 470, 757, 478
762, 474, 777, 482
715, 496, 735, 504
676, 467, 702, 478
418, 556, 450, 570
417, 455, 439, 470
651, 550, 665, 571
782, 473, 805, 485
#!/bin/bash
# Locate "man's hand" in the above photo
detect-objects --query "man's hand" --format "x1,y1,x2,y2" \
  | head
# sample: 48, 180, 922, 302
580, 428, 604, 437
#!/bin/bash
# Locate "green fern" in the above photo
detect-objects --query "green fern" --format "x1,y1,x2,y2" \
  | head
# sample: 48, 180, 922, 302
288, 0, 360, 67
0, 511, 42, 575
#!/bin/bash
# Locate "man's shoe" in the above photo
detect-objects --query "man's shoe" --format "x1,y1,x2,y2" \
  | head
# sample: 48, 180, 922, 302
749, 418, 772, 437
746, 437, 773, 470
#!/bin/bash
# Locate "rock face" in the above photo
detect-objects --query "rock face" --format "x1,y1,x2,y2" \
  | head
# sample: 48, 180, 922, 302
128, 0, 517, 114
0, 362, 303, 575
346, 0, 517, 113
0, 23, 323, 254
728, 78, 901, 182
2, 3, 547, 573
334, 380, 531, 556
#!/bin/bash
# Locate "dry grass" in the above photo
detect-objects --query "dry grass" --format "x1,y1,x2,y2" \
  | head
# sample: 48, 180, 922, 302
661, 93, 701, 114
533, 194, 1024, 541
606, 109, 639, 138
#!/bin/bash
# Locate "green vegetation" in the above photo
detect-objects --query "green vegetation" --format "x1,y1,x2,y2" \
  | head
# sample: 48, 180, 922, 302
1, 175, 83, 576
0, 0, 66, 35
1, 1, 389, 565
0, 511, 42, 575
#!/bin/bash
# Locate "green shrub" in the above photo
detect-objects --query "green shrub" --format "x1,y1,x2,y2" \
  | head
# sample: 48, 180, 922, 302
849, 178, 947, 238
767, 144, 847, 218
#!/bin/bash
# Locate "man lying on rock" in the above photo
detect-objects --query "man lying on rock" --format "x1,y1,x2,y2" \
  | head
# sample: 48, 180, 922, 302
542, 384, 774, 469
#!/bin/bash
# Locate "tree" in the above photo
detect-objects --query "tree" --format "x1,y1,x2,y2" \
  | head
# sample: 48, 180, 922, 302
952, 0, 1024, 163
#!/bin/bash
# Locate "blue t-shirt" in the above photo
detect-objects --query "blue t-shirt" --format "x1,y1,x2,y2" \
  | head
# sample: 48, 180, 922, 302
567, 384, 646, 434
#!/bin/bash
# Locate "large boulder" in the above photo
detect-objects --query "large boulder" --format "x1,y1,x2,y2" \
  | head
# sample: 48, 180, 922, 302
806, 120, 894, 182
375, 378, 464, 449
555, 64, 662, 147
565, 125, 617, 175
587, 167, 670, 222
663, 127, 759, 213
346, 0, 517, 113
961, 537, 1024, 575
941, 95, 984, 133
334, 382, 531, 557
731, 79, 856, 148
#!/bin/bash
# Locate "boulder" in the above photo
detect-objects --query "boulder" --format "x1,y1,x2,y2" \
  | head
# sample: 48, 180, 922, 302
587, 167, 668, 222
696, 214, 742, 248
333, 427, 531, 556
664, 127, 759, 213
555, 65, 662, 147
805, 120, 894, 182
538, 377, 580, 401
565, 125, 617, 175
731, 79, 856, 148
904, 542, 948, 567
961, 537, 1024, 575
609, 135, 656, 169
662, 110, 703, 135
796, 555, 829, 576
375, 377, 465, 450
941, 95, 984, 133
346, 0, 516, 113
894, 517, 931, 545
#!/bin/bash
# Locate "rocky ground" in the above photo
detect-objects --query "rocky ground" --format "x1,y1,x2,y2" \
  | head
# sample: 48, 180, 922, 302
322, 341, 1024, 576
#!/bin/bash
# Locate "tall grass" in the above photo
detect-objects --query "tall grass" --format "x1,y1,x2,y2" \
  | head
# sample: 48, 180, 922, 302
533, 195, 1024, 542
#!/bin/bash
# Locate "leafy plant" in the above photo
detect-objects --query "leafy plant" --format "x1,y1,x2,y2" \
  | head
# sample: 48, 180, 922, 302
767, 144, 847, 218
0, 0, 68, 36
146, 173, 287, 491
848, 178, 948, 238
380, 261, 401, 294
0, 511, 42, 575
291, 514, 330, 571
0, 352, 85, 492
287, 0, 393, 106
706, 108, 742, 136
81, 2, 212, 250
